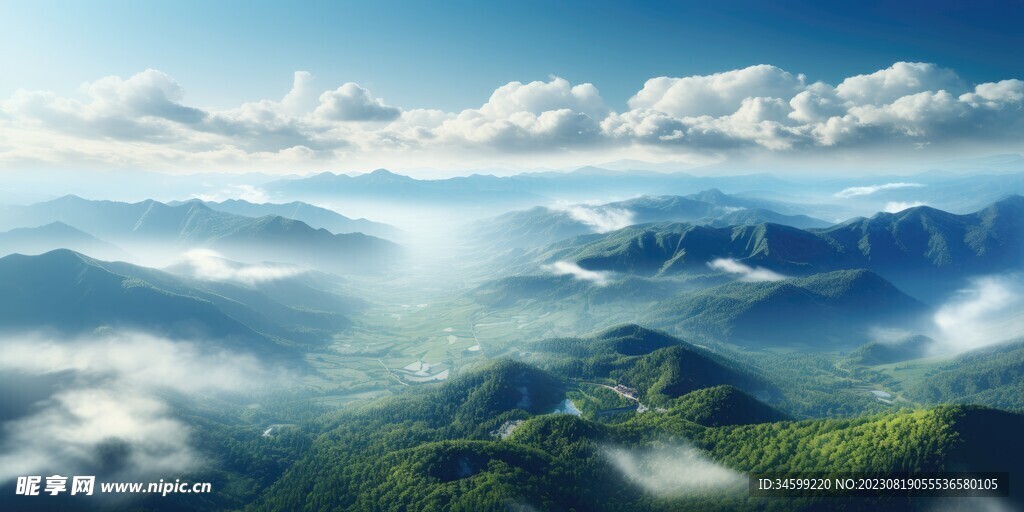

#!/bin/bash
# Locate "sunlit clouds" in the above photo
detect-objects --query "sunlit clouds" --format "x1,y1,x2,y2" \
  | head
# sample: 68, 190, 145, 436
2, 63, 1023, 172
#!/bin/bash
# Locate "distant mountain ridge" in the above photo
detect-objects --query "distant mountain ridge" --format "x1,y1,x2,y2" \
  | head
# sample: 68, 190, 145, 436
0, 221, 131, 261
0, 249, 355, 352
519, 195, 1024, 298
466, 190, 828, 250
170, 198, 399, 239
644, 269, 929, 347
0, 195, 401, 274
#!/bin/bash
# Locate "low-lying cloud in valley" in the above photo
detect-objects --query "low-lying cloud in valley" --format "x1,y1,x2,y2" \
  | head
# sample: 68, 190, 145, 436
708, 258, 787, 282
172, 248, 307, 285
543, 260, 613, 286
558, 204, 636, 233
604, 442, 745, 496
0, 331, 274, 484
930, 274, 1024, 354
834, 182, 925, 198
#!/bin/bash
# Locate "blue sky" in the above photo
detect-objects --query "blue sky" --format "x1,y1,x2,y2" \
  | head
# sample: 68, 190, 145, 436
4, 0, 1021, 110
1, 0, 1023, 174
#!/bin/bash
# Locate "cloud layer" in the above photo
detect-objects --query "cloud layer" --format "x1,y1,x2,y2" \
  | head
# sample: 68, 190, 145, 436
543, 260, 613, 286
708, 258, 787, 282
0, 332, 272, 483
1, 62, 1023, 171
171, 249, 307, 285
604, 442, 745, 496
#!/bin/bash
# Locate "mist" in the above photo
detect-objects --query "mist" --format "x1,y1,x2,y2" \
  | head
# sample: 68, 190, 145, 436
543, 261, 613, 286
171, 248, 308, 285
834, 183, 925, 198
604, 442, 745, 496
707, 258, 787, 282
555, 204, 635, 233
0, 331, 275, 484
930, 274, 1024, 354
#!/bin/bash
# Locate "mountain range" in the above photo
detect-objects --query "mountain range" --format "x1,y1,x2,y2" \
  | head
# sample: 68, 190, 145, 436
0, 249, 357, 352
515, 195, 1024, 299
0, 195, 401, 274
466, 190, 828, 250
644, 269, 929, 347
169, 198, 399, 239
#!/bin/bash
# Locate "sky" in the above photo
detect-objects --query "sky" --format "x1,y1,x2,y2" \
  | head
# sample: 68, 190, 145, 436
1, 0, 1023, 175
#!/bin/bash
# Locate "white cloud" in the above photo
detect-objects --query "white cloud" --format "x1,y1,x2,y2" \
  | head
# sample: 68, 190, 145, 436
542, 260, 613, 286
193, 184, 270, 203
315, 83, 401, 122
171, 248, 307, 285
604, 443, 745, 496
555, 204, 635, 233
0, 331, 272, 483
931, 275, 1024, 353
834, 62, 965, 106
884, 201, 927, 213
834, 182, 925, 198
708, 258, 787, 282
2, 62, 1024, 171
628, 65, 806, 118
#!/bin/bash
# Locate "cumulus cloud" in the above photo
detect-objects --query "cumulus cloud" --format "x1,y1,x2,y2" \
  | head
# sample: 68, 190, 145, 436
170, 249, 307, 285
604, 442, 745, 496
542, 260, 613, 286
315, 83, 401, 121
708, 258, 787, 282
628, 65, 806, 118
884, 201, 927, 213
2, 62, 1024, 171
834, 182, 925, 198
931, 275, 1024, 353
0, 331, 272, 483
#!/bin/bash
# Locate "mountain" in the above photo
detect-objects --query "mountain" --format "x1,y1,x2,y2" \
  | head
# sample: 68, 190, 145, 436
519, 196, 1024, 298
264, 169, 547, 207
0, 250, 286, 354
173, 198, 400, 239
908, 338, 1024, 411
465, 191, 818, 250
0, 222, 131, 261
848, 334, 936, 365
667, 385, 789, 426
264, 167, 795, 208
470, 274, 679, 308
0, 249, 354, 351
526, 324, 770, 405
702, 208, 831, 229
465, 206, 593, 250
249, 357, 1024, 511
644, 269, 929, 347
0, 195, 401, 274
103, 258, 356, 346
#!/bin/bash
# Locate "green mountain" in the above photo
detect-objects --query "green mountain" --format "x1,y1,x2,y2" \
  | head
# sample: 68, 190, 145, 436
174, 198, 400, 239
104, 259, 355, 346
247, 359, 1024, 512
908, 338, 1024, 411
645, 269, 929, 347
0, 250, 336, 353
0, 195, 401, 273
703, 207, 831, 229
466, 191, 819, 250
663, 385, 789, 426
526, 325, 770, 405
471, 274, 679, 308
523, 196, 1024, 298
0, 221, 131, 261
848, 334, 936, 365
